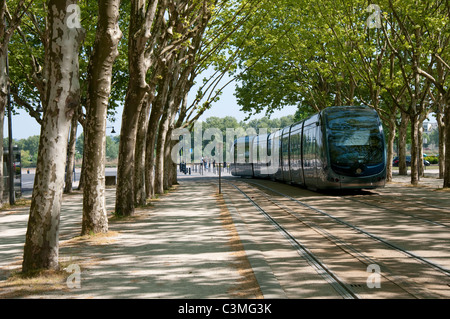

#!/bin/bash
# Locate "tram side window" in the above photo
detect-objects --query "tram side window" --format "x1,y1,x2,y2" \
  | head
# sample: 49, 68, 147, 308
282, 135, 289, 162
259, 137, 269, 165
303, 129, 309, 166
326, 111, 384, 166
245, 137, 249, 164
290, 133, 300, 162
254, 138, 260, 164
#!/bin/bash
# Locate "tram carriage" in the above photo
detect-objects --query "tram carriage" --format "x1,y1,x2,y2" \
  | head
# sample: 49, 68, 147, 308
231, 105, 387, 190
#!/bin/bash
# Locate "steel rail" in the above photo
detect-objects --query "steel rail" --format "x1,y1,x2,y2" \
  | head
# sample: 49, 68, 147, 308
243, 179, 450, 278
226, 180, 360, 299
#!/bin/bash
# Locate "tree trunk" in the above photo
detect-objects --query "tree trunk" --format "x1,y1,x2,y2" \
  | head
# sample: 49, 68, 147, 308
115, 0, 160, 216
144, 105, 162, 199
116, 93, 146, 215
64, 111, 78, 194
410, 113, 420, 186
437, 101, 445, 179
155, 110, 171, 195
435, 60, 446, 180
386, 116, 396, 182
0, 93, 4, 208
134, 95, 151, 206
398, 112, 409, 176
0, 7, 8, 208
165, 137, 179, 187
444, 103, 450, 188
0, 57, 6, 207
145, 65, 172, 198
77, 132, 86, 190
22, 0, 83, 273
82, 0, 122, 235
418, 120, 424, 178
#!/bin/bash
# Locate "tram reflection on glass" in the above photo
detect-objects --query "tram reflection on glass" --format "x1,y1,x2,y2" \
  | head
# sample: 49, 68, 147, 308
231, 106, 387, 190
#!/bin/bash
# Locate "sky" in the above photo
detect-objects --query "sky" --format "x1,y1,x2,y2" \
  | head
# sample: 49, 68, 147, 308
6, 82, 438, 141
5, 75, 298, 141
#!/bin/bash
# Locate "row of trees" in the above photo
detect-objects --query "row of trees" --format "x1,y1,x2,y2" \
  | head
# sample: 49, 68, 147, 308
11, 114, 442, 169
229, 0, 450, 186
1, 0, 449, 274
1, 0, 268, 273
12, 113, 297, 168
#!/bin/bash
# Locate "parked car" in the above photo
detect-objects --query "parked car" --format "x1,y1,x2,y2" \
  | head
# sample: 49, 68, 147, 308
393, 156, 430, 167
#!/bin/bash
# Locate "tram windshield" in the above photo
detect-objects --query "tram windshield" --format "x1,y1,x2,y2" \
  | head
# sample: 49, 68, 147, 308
326, 109, 384, 177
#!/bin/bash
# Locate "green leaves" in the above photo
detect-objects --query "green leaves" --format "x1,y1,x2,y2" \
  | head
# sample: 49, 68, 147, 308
223, 0, 449, 123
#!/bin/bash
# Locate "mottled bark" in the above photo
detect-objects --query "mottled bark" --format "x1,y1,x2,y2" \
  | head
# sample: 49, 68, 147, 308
134, 95, 151, 206
144, 104, 163, 199
437, 107, 445, 179
64, 110, 78, 194
0, 1, 10, 208
82, 0, 122, 235
77, 133, 86, 190
22, 0, 83, 272
0, 55, 6, 207
154, 57, 184, 194
144, 63, 171, 198
116, 88, 146, 214
164, 125, 174, 189
165, 135, 178, 188
410, 114, 420, 186
398, 112, 409, 176
115, 0, 160, 216
418, 122, 424, 178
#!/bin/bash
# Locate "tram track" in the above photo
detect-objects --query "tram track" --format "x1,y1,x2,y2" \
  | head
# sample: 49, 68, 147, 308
227, 181, 426, 298
339, 195, 450, 228
374, 186, 450, 212
222, 178, 450, 298
340, 191, 450, 229
225, 180, 360, 299
243, 179, 450, 278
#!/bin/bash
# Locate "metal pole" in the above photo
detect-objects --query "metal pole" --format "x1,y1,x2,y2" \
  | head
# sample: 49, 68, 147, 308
218, 143, 223, 194
219, 163, 221, 194
5, 27, 15, 205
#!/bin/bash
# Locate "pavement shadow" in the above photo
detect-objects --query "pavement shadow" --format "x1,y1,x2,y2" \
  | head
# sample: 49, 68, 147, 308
1, 181, 253, 299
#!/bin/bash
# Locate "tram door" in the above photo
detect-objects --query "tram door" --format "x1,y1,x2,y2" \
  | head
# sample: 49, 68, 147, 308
289, 127, 303, 185
303, 124, 318, 187
281, 127, 291, 182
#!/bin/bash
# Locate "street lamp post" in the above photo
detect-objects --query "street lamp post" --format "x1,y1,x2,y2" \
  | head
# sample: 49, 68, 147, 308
5, 21, 15, 205
107, 126, 116, 134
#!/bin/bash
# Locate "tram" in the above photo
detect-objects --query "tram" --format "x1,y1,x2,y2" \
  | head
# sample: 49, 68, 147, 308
230, 105, 387, 190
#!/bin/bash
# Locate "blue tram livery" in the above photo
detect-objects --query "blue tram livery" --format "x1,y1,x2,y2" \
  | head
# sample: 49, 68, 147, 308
230, 105, 387, 190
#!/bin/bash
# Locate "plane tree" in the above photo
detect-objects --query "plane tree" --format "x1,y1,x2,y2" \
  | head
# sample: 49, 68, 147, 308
7, 0, 129, 193
82, 0, 122, 235
22, 0, 84, 273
